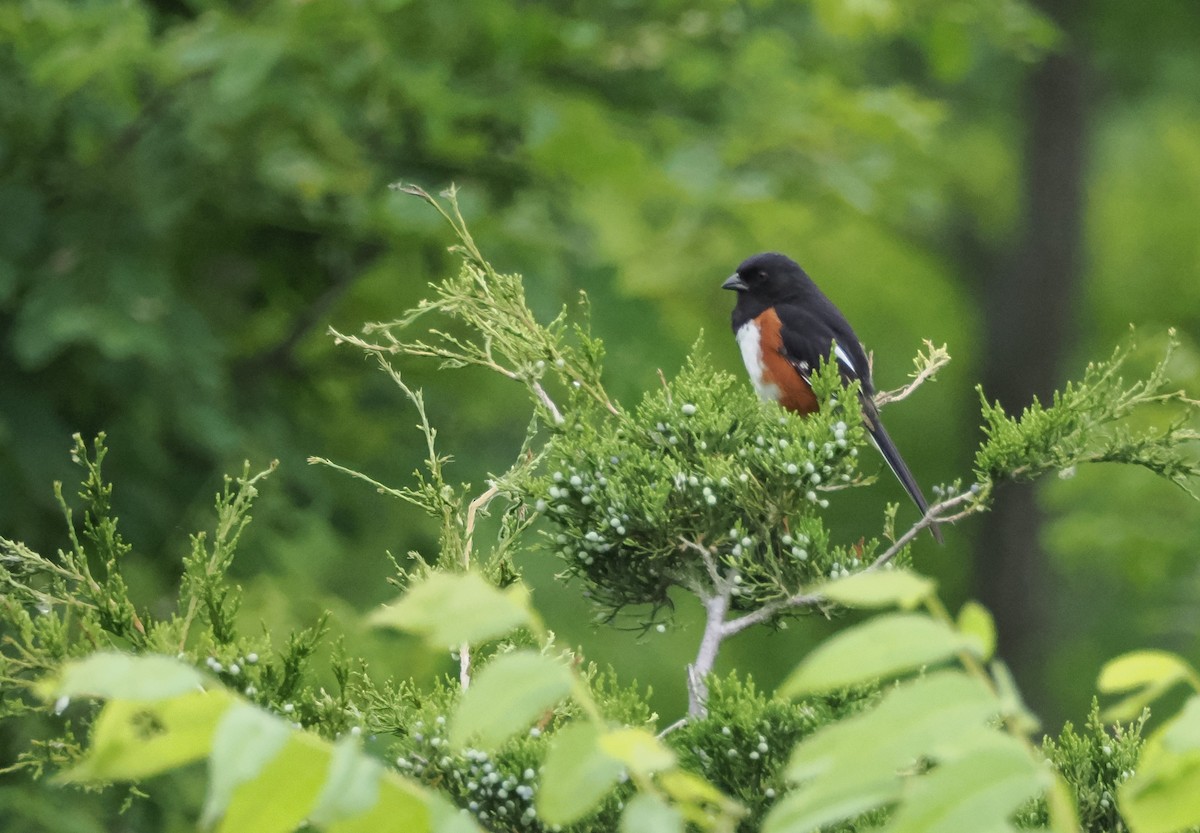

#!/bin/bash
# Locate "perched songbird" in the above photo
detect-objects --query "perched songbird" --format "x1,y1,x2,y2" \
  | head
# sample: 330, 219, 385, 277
723, 252, 942, 542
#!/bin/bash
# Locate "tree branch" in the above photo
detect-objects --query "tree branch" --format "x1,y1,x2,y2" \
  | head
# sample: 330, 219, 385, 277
458, 483, 501, 689
874, 341, 951, 409
722, 489, 984, 639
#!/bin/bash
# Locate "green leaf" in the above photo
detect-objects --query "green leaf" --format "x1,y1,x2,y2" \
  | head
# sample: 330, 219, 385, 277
779, 613, 977, 696
764, 779, 899, 833
599, 727, 676, 775
657, 769, 734, 822
817, 570, 936, 610
990, 660, 1039, 735
956, 601, 996, 661
878, 736, 1045, 833
620, 793, 684, 833
1045, 772, 1083, 833
450, 651, 572, 750
1119, 696, 1200, 833
316, 739, 438, 833
768, 671, 1001, 832
41, 652, 205, 702
308, 737, 386, 826
369, 572, 532, 648
203, 701, 303, 831
1098, 650, 1194, 694
537, 722, 624, 825
1163, 695, 1200, 751
59, 689, 233, 782
1099, 651, 1197, 722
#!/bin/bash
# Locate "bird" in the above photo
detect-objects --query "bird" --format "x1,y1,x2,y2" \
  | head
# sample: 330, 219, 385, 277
722, 252, 942, 543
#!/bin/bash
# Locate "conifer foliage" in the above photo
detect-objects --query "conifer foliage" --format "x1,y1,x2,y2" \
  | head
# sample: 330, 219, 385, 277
2, 189, 1200, 833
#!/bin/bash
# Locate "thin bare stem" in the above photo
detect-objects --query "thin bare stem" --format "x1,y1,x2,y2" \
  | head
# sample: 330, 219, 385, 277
867, 489, 978, 571
458, 483, 501, 689
875, 341, 951, 409
722, 489, 984, 639
532, 381, 564, 425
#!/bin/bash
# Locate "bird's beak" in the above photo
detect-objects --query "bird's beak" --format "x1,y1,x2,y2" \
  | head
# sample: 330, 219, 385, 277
722, 273, 748, 292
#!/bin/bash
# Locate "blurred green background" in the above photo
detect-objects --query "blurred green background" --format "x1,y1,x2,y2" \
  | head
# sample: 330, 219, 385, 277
2, 0, 1199, 803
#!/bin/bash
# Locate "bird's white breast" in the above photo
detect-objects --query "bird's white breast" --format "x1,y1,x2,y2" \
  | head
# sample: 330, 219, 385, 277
735, 320, 780, 402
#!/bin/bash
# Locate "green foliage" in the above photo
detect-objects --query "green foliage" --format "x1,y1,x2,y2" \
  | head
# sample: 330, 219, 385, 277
1016, 702, 1147, 833
36, 654, 475, 833
1092, 651, 1200, 833
537, 352, 876, 618
759, 575, 1074, 833
2, 191, 1199, 833
975, 331, 1200, 492
0, 437, 349, 779
668, 674, 879, 832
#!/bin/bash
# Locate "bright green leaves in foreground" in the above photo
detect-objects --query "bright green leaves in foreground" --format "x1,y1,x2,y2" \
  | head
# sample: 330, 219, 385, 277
766, 571, 1074, 833
39, 565, 1200, 833
42, 653, 476, 833
451, 651, 573, 750
374, 569, 744, 831
368, 571, 533, 648
1098, 650, 1200, 833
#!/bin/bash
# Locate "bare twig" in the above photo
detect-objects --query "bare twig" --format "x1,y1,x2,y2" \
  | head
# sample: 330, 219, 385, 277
678, 496, 975, 714
875, 341, 951, 408
657, 717, 689, 738
458, 483, 501, 689
532, 381, 564, 425
867, 489, 978, 571
724, 490, 982, 637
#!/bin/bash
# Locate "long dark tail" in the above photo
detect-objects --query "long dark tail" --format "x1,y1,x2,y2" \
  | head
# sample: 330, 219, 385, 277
860, 399, 943, 543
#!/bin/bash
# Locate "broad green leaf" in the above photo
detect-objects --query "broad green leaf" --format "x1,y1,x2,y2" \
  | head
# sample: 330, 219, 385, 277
1118, 699, 1200, 833
990, 660, 1039, 734
771, 672, 1001, 831
429, 794, 487, 833
620, 793, 684, 833
786, 672, 999, 782
450, 651, 572, 750
60, 689, 233, 782
308, 737, 385, 826
370, 572, 532, 648
817, 570, 935, 610
956, 601, 996, 661
879, 736, 1044, 833
599, 727, 676, 775
1098, 650, 1195, 694
657, 769, 729, 807
318, 740, 440, 833
1045, 772, 1083, 833
204, 702, 302, 831
1162, 694, 1200, 751
779, 613, 976, 696
537, 722, 624, 825
213, 734, 328, 833
1098, 651, 1197, 719
764, 780, 899, 833
41, 652, 205, 703
657, 770, 738, 826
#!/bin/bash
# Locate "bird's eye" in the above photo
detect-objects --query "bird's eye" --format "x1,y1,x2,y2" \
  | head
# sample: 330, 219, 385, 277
757, 270, 768, 280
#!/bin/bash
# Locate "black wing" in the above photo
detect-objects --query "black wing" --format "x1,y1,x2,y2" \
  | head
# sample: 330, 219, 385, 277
772, 299, 942, 543
771, 297, 873, 392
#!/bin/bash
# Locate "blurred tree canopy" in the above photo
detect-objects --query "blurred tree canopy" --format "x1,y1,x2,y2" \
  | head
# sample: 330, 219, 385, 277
1, 0, 1198, 786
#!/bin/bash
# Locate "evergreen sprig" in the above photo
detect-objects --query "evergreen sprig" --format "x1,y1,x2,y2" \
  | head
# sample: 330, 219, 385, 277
536, 350, 877, 620
976, 329, 1200, 493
